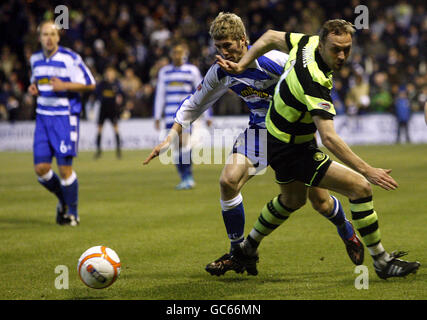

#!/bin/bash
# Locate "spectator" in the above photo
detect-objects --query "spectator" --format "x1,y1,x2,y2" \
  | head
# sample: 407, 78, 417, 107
1, 81, 21, 122
364, 33, 388, 62
150, 20, 171, 48
394, 0, 414, 30
120, 67, 143, 117
6, 95, 19, 123
370, 72, 393, 113
0, 46, 17, 78
331, 81, 346, 115
345, 68, 370, 115
394, 87, 412, 143
406, 83, 420, 111
0, 104, 6, 120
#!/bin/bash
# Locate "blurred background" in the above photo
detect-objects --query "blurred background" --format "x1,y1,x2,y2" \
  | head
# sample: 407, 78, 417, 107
0, 0, 425, 136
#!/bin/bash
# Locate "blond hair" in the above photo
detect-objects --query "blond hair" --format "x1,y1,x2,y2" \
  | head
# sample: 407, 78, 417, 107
318, 19, 355, 42
37, 20, 60, 36
209, 12, 249, 45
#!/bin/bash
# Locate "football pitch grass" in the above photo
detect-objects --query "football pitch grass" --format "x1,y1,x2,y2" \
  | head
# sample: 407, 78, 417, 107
0, 144, 426, 300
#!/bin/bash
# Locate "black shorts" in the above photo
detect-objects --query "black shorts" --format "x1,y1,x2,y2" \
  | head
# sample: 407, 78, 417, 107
267, 132, 332, 186
98, 106, 119, 126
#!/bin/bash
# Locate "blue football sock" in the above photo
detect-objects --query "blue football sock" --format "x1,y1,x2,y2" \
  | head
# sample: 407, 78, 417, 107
175, 148, 192, 181
182, 163, 193, 180
327, 196, 354, 240
37, 170, 65, 205
337, 220, 355, 240
181, 149, 192, 180
221, 194, 245, 251
175, 163, 185, 180
60, 172, 78, 217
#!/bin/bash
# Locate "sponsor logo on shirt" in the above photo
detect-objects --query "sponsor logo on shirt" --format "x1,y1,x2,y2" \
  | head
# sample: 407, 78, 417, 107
240, 86, 269, 99
317, 102, 331, 111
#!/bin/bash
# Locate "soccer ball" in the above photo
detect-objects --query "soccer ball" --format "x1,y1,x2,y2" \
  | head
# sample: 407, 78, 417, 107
77, 246, 121, 289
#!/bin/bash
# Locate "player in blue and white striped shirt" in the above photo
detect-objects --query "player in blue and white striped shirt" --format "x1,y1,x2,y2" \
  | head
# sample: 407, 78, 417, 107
28, 20, 95, 226
153, 41, 211, 189
145, 13, 362, 275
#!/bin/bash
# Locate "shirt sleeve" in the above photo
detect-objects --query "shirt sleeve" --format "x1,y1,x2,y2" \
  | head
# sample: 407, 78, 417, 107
29, 55, 36, 84
285, 32, 306, 51
194, 66, 213, 121
304, 92, 336, 119
192, 66, 203, 91
69, 54, 96, 85
304, 65, 336, 119
175, 65, 228, 128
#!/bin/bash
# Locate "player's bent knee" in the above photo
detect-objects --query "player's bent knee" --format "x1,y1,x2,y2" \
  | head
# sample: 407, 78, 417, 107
58, 166, 73, 180
280, 194, 306, 211
219, 173, 240, 193
34, 163, 51, 177
309, 197, 330, 215
351, 177, 372, 200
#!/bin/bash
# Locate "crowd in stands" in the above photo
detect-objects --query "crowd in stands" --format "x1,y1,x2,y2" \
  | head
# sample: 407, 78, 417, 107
0, 0, 426, 122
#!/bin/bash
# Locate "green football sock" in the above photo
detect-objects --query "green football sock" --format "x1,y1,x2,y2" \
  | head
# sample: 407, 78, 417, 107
249, 195, 296, 244
349, 196, 383, 256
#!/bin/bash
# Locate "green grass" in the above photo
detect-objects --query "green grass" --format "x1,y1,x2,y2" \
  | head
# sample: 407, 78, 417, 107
0, 144, 426, 300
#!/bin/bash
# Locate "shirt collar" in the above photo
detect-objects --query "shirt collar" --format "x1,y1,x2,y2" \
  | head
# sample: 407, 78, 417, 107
315, 50, 332, 76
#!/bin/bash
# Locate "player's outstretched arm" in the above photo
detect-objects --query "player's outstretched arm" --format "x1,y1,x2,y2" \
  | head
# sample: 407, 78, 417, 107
216, 29, 288, 74
143, 122, 183, 165
313, 116, 398, 191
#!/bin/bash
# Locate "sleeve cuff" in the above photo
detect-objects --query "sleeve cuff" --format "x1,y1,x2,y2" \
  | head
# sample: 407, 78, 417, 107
310, 109, 335, 120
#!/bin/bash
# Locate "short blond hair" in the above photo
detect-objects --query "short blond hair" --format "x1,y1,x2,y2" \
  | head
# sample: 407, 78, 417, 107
209, 12, 249, 45
37, 20, 60, 36
319, 19, 355, 42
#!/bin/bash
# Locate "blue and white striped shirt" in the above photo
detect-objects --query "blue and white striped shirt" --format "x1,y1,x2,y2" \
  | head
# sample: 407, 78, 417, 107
30, 46, 95, 116
175, 49, 288, 129
154, 63, 203, 127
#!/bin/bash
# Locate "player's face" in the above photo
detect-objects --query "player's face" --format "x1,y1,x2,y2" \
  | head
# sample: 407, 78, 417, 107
170, 45, 187, 66
39, 23, 60, 54
105, 68, 116, 82
319, 33, 352, 71
214, 37, 246, 63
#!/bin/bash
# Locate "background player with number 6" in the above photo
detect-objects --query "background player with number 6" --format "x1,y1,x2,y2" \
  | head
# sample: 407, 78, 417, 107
28, 20, 95, 226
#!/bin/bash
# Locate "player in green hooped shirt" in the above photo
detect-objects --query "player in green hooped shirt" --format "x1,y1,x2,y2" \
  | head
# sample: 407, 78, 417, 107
216, 19, 420, 280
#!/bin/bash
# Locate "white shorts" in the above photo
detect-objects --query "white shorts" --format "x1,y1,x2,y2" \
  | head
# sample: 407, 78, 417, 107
231, 127, 268, 175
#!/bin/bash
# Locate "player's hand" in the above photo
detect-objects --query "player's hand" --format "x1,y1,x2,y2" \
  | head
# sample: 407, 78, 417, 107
215, 55, 245, 74
116, 94, 123, 105
364, 167, 398, 191
28, 83, 39, 96
51, 77, 67, 91
143, 139, 170, 165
